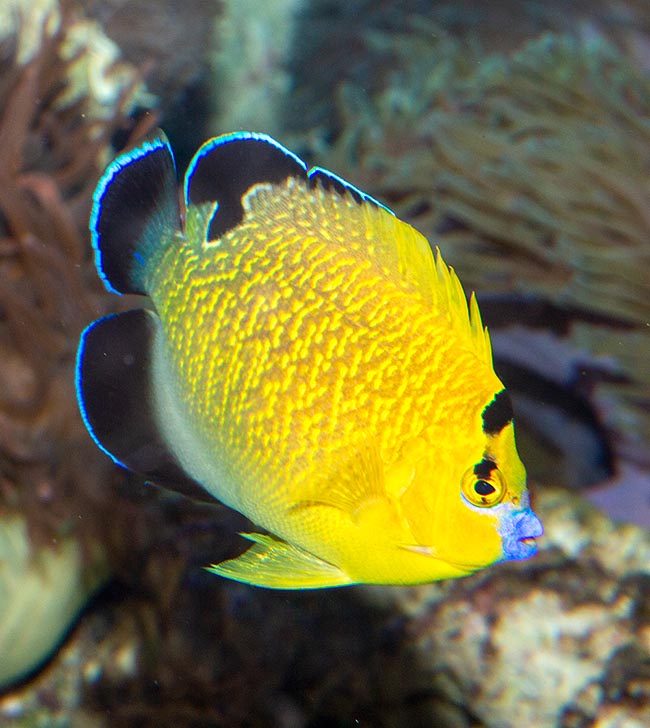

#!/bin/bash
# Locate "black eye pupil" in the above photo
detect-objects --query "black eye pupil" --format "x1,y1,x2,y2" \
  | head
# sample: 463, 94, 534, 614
475, 479, 496, 496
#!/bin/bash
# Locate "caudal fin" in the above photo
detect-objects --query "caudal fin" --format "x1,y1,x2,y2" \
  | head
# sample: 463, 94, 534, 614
90, 130, 181, 295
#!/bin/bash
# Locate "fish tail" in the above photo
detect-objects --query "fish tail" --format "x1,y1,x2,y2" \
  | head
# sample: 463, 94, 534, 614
89, 129, 180, 295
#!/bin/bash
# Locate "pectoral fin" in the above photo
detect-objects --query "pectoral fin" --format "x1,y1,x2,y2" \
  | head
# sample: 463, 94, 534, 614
291, 438, 385, 515
206, 533, 352, 589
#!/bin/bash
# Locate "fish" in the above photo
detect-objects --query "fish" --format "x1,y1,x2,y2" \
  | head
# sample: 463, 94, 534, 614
76, 128, 543, 589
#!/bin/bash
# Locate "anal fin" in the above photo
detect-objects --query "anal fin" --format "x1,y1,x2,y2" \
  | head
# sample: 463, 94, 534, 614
206, 533, 352, 589
76, 308, 207, 500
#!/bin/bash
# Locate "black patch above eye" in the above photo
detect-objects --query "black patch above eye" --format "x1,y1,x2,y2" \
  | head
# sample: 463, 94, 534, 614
475, 480, 496, 496
473, 457, 496, 480
482, 390, 514, 435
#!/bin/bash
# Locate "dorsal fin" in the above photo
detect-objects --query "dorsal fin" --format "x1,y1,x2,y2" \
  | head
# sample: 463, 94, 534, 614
183, 132, 492, 365
307, 166, 393, 212
90, 130, 180, 295
313, 193, 492, 366
432, 249, 493, 366
183, 133, 395, 243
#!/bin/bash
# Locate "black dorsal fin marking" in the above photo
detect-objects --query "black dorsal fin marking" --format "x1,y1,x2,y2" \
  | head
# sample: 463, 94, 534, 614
90, 130, 181, 295
76, 309, 205, 498
184, 132, 307, 241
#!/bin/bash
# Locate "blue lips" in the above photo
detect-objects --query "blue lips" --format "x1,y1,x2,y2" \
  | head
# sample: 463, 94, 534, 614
500, 506, 544, 561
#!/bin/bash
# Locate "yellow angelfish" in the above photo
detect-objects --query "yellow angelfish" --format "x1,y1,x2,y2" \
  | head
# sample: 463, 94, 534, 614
76, 129, 542, 589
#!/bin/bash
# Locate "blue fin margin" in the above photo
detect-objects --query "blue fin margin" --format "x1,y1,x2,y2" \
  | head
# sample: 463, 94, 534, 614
90, 131, 180, 295
75, 310, 208, 499
183, 132, 394, 241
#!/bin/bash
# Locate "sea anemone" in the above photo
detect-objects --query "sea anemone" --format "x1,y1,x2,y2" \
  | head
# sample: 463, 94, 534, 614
312, 25, 650, 485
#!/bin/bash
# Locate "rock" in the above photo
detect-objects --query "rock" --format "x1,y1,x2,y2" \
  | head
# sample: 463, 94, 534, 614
383, 488, 650, 727
0, 514, 107, 690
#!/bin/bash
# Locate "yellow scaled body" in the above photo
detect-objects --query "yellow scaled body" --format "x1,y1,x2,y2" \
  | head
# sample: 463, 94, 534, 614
79, 131, 542, 588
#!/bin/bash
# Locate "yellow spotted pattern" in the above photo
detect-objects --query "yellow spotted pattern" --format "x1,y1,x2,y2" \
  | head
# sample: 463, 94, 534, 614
145, 178, 502, 540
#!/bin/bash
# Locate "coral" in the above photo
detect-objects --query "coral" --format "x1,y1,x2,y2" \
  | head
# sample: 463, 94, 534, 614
322, 29, 650, 321
382, 32, 649, 323
0, 0, 60, 64
0, 0, 157, 690
211, 0, 303, 136
0, 3, 154, 542
0, 0, 150, 116
79, 0, 221, 162
286, 0, 650, 138
57, 16, 154, 119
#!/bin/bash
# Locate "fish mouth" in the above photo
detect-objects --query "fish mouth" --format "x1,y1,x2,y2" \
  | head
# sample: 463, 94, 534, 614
501, 508, 543, 561
513, 535, 538, 559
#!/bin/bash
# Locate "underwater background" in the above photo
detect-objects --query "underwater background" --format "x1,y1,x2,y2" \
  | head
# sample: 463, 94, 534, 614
1, 0, 650, 725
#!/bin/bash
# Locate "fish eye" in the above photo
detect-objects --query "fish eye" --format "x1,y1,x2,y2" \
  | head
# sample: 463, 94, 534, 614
461, 467, 506, 508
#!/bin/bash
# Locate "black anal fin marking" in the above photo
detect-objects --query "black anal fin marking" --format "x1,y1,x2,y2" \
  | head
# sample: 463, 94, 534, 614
76, 309, 205, 499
